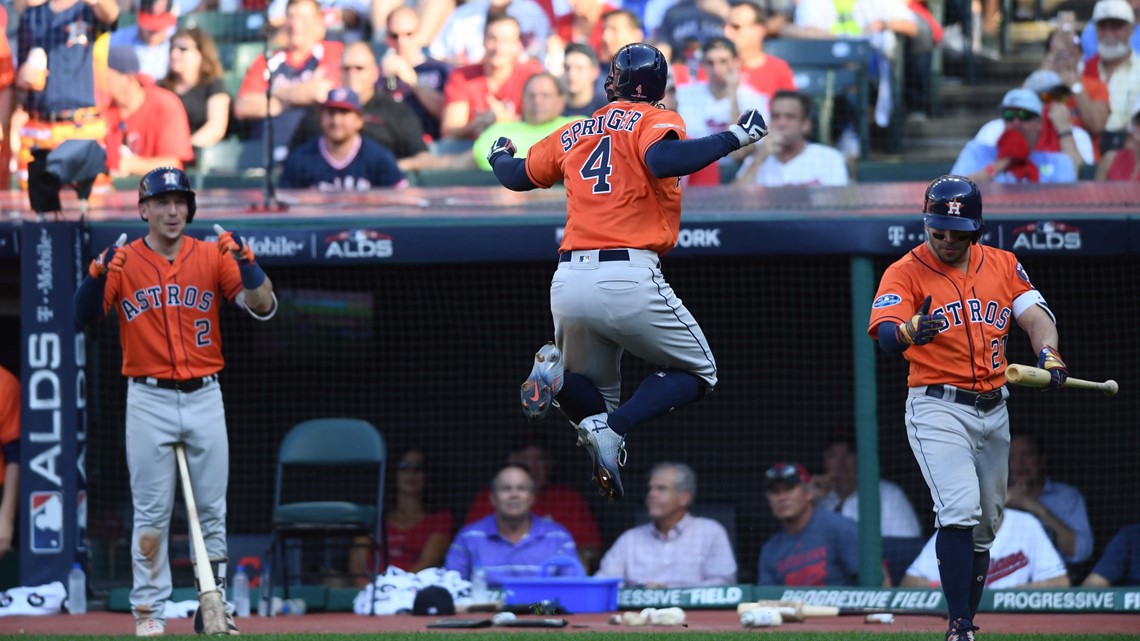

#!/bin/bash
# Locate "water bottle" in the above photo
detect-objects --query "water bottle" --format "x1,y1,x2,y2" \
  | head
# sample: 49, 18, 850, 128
280, 598, 306, 615
68, 562, 87, 614
257, 565, 271, 617
470, 565, 489, 603
232, 565, 251, 618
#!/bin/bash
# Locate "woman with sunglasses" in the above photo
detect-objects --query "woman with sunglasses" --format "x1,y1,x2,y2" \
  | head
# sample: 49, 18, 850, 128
160, 27, 231, 151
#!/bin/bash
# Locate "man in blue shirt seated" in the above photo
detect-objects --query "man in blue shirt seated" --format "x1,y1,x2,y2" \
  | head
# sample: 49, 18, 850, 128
1082, 524, 1140, 586
758, 462, 862, 586
1005, 432, 1093, 566
445, 464, 579, 584
950, 89, 1077, 184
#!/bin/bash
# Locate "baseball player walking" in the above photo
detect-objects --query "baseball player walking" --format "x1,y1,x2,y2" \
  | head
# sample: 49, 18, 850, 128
73, 168, 276, 637
488, 42, 768, 501
868, 175, 1067, 641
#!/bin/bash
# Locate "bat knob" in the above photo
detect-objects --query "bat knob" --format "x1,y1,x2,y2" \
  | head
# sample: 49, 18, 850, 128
1104, 380, 1119, 396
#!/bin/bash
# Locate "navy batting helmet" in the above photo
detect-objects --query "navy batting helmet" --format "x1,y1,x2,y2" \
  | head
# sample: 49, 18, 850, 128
605, 43, 668, 104
923, 174, 983, 241
138, 167, 197, 222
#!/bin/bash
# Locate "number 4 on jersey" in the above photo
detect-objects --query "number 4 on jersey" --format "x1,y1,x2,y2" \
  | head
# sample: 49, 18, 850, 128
580, 135, 612, 194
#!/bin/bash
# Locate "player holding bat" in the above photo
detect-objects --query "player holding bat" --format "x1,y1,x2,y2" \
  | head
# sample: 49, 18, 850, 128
867, 175, 1067, 641
73, 167, 276, 636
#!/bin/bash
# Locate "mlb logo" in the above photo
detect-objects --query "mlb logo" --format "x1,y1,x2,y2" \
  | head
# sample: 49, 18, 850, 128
31, 492, 63, 553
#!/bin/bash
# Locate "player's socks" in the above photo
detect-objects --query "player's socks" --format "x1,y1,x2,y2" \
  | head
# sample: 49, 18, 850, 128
607, 369, 701, 436
935, 526, 975, 623
555, 372, 607, 425
968, 550, 990, 619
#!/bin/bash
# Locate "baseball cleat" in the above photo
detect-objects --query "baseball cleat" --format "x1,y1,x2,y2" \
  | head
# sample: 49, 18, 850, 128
577, 413, 627, 501
135, 618, 165, 637
521, 342, 564, 420
945, 618, 978, 641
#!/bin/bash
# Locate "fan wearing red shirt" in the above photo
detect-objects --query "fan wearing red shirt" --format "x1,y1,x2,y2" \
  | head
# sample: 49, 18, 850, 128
722, 1, 795, 97
104, 47, 193, 177
440, 14, 543, 140
553, 0, 619, 60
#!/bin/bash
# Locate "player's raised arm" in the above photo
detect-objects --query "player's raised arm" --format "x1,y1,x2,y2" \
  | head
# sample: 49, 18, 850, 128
74, 233, 128, 325
643, 110, 768, 179
214, 224, 277, 318
488, 136, 539, 191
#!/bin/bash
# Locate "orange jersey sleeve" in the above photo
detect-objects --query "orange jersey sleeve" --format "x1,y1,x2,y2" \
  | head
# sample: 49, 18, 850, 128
525, 102, 688, 255
103, 237, 244, 380
868, 243, 1036, 391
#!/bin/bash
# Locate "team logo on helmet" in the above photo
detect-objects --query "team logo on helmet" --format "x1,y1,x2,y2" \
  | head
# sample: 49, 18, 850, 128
163, 171, 180, 187
947, 198, 962, 215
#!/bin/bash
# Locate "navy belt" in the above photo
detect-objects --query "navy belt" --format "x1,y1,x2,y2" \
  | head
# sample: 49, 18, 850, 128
559, 249, 630, 263
131, 374, 218, 393
926, 384, 1003, 411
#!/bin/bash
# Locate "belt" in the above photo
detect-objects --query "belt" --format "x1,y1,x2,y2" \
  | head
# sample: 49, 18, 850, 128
131, 374, 218, 393
559, 249, 630, 263
31, 107, 100, 123
926, 384, 1004, 412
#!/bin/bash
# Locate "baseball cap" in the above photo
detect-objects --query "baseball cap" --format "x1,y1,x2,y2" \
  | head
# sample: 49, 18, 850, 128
1000, 88, 1043, 116
412, 586, 455, 616
1092, 0, 1134, 24
108, 46, 141, 75
137, 0, 178, 32
1022, 69, 1064, 95
323, 87, 363, 112
765, 462, 811, 489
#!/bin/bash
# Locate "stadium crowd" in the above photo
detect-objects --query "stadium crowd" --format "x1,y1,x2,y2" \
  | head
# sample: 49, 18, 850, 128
3, 0, 1139, 193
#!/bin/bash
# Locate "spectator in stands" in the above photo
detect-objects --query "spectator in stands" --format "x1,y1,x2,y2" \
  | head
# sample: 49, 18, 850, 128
439, 15, 544, 142
901, 509, 1070, 589
291, 42, 430, 169
269, 0, 370, 42
109, 0, 177, 81
723, 1, 796, 99
371, 0, 459, 50
103, 47, 194, 177
551, 0, 618, 60
430, 0, 551, 66
0, 365, 19, 559
972, 70, 1094, 171
597, 462, 737, 587
473, 72, 579, 170
600, 9, 645, 63
464, 436, 602, 572
234, 0, 343, 165
350, 447, 454, 582
1084, 0, 1140, 174
810, 426, 919, 536
734, 90, 850, 186
1005, 432, 1093, 566
279, 87, 407, 190
951, 89, 1077, 184
1099, 101, 1140, 180
0, 7, 13, 189
562, 43, 606, 116
159, 27, 230, 151
758, 461, 861, 586
1081, 0, 1140, 60
1043, 26, 1110, 141
382, 6, 450, 142
445, 464, 578, 584
655, 0, 730, 55
675, 37, 767, 184
1082, 523, 1140, 586
15, 0, 118, 189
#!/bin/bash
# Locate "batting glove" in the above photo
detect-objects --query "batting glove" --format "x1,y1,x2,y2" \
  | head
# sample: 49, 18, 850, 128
728, 109, 768, 147
896, 295, 949, 347
217, 229, 255, 264
1036, 345, 1068, 391
487, 136, 517, 166
88, 237, 128, 279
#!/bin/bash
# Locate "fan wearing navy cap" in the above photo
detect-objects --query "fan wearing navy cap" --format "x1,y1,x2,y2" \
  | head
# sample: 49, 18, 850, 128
757, 462, 862, 587
104, 47, 194, 178
278, 87, 407, 191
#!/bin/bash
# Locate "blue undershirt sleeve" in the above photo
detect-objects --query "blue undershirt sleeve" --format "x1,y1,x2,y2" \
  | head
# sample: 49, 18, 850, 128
491, 156, 539, 191
73, 275, 107, 325
644, 132, 741, 178
877, 321, 908, 354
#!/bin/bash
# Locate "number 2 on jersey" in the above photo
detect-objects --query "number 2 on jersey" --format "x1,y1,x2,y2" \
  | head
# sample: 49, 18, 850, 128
580, 135, 612, 194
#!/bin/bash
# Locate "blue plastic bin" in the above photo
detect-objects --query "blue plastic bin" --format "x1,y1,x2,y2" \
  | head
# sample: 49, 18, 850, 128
499, 557, 621, 613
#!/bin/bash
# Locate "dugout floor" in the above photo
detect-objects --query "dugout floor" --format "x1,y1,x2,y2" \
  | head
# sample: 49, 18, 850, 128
2, 611, 1138, 635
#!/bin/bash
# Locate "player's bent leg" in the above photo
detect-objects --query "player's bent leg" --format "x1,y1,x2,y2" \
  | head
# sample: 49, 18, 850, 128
521, 342, 565, 420
607, 369, 704, 436
577, 413, 627, 502
555, 372, 608, 425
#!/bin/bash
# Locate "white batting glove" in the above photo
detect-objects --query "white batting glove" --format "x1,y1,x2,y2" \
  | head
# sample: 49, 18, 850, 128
728, 109, 768, 147
486, 136, 517, 166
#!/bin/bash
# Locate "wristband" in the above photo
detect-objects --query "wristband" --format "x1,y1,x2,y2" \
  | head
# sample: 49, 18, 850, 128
238, 261, 267, 290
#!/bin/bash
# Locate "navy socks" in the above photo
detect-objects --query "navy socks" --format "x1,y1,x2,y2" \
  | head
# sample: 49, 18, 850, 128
936, 526, 976, 623
968, 550, 990, 619
554, 372, 607, 425
607, 369, 702, 436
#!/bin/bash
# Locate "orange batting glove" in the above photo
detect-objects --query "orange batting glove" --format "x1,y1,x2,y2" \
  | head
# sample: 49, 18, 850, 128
89, 234, 128, 279
217, 228, 255, 264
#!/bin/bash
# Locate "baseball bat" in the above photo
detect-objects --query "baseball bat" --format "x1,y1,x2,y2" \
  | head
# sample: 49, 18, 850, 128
175, 444, 228, 635
737, 600, 947, 620
1005, 364, 1119, 396
114, 233, 127, 248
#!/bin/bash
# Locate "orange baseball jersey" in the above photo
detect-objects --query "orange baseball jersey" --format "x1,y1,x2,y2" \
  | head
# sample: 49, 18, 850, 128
0, 365, 18, 485
525, 101, 687, 256
102, 237, 244, 380
868, 243, 1037, 390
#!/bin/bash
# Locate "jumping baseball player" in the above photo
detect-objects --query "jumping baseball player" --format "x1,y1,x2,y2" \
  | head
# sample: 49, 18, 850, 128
868, 175, 1067, 641
488, 42, 769, 501
73, 167, 277, 637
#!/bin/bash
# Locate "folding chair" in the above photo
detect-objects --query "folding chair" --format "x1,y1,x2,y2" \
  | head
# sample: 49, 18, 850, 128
266, 418, 387, 614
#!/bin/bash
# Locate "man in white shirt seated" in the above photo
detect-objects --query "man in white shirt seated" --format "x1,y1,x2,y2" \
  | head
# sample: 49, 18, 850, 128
734, 90, 849, 186
900, 509, 1071, 589
596, 462, 737, 587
